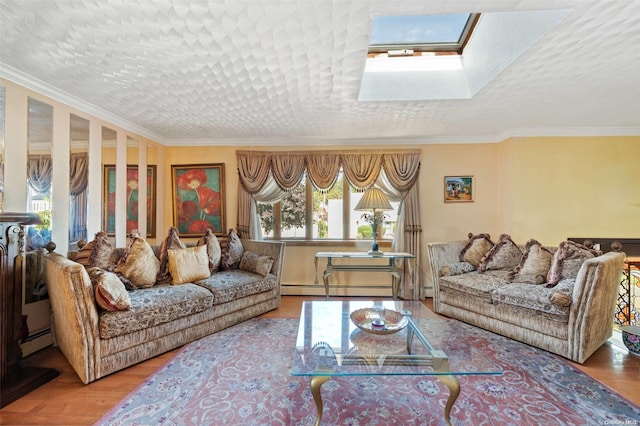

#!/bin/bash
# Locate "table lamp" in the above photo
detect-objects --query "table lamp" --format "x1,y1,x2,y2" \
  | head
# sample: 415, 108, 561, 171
354, 187, 393, 255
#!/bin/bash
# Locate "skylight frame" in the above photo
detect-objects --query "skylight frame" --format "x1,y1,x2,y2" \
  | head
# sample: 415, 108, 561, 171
368, 13, 481, 55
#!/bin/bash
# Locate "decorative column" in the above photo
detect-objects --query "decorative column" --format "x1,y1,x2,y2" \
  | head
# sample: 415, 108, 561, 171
0, 212, 58, 408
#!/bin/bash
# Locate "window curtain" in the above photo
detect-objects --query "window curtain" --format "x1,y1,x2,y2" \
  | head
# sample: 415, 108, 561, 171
236, 149, 423, 299
27, 155, 53, 194
69, 153, 88, 243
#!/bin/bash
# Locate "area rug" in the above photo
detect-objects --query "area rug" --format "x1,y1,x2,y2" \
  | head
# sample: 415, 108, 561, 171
97, 318, 640, 426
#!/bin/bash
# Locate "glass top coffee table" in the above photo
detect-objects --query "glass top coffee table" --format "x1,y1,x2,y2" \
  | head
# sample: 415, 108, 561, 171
291, 300, 502, 426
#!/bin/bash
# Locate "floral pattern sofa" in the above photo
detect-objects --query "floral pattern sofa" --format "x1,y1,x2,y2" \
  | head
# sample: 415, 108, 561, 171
427, 233, 625, 364
44, 228, 285, 384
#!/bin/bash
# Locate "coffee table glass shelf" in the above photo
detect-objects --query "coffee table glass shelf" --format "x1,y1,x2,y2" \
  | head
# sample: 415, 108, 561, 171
291, 300, 502, 426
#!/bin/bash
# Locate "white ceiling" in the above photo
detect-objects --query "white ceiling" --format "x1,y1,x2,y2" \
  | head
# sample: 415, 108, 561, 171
1, 0, 639, 146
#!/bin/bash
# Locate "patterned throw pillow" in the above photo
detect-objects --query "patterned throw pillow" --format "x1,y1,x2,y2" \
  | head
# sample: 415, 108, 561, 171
157, 227, 186, 284
546, 240, 598, 287
75, 231, 113, 269
167, 245, 211, 285
114, 235, 160, 288
86, 267, 131, 311
510, 239, 554, 284
478, 234, 522, 272
221, 229, 244, 270
239, 251, 275, 277
459, 233, 494, 267
197, 229, 222, 273
439, 261, 476, 277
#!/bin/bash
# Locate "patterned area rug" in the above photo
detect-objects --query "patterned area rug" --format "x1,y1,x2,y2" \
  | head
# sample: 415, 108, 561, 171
98, 318, 639, 425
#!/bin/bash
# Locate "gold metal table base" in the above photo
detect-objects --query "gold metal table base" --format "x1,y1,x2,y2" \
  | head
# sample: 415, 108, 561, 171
308, 374, 461, 426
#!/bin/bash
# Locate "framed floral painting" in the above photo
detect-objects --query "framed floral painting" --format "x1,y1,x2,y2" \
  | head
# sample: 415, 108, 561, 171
171, 163, 226, 237
103, 165, 157, 237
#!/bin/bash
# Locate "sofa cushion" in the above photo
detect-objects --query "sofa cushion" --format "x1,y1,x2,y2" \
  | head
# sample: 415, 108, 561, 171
221, 229, 244, 270
157, 227, 186, 284
198, 229, 222, 273
75, 231, 113, 270
439, 261, 476, 277
86, 267, 131, 311
479, 234, 522, 272
98, 283, 214, 339
439, 271, 510, 303
459, 233, 494, 267
546, 240, 598, 286
239, 251, 274, 277
168, 245, 210, 285
491, 279, 573, 322
195, 269, 278, 304
115, 235, 160, 288
510, 239, 554, 284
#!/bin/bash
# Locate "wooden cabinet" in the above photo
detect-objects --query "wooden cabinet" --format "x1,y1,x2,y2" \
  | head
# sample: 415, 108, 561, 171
0, 212, 57, 408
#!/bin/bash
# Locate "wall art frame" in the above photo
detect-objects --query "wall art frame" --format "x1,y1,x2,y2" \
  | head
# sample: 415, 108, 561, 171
444, 175, 474, 203
171, 163, 226, 237
103, 164, 157, 237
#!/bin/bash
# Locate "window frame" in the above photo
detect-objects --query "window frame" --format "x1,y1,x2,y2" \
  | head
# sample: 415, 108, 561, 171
368, 13, 480, 55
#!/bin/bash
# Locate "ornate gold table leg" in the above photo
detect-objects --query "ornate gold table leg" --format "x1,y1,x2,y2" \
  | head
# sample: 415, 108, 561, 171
310, 375, 330, 426
437, 375, 460, 426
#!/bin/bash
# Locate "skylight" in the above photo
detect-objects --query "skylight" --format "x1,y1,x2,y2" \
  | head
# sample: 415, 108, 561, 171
369, 14, 479, 55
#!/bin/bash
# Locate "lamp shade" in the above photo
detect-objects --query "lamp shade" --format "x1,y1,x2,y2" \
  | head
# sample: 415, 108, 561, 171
354, 188, 393, 211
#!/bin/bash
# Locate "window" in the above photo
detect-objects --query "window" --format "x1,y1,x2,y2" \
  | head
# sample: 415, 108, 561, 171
368, 13, 479, 56
257, 170, 399, 241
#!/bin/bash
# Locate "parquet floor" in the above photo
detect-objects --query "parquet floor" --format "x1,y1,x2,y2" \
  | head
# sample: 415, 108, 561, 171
1, 296, 638, 425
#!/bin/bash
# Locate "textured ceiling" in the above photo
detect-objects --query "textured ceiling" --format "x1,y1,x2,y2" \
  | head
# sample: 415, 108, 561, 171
1, 0, 639, 146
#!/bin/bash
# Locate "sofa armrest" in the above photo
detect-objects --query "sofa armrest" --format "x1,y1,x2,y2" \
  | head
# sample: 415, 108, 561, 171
568, 251, 626, 363
44, 252, 100, 384
426, 241, 466, 310
240, 239, 286, 281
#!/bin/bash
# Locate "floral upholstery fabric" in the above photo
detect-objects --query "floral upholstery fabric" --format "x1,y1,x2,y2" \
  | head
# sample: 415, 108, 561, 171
439, 271, 510, 303
99, 284, 213, 339
195, 270, 278, 304
491, 280, 573, 322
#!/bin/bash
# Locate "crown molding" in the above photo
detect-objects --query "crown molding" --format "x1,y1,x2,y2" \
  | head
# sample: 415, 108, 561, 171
0, 63, 167, 145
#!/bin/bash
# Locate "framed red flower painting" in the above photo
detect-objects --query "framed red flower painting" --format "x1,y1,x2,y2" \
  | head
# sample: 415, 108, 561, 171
171, 163, 226, 237
103, 165, 157, 237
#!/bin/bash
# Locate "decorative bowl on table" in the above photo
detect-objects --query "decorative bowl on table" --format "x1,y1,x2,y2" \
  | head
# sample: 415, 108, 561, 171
621, 325, 640, 357
350, 307, 408, 335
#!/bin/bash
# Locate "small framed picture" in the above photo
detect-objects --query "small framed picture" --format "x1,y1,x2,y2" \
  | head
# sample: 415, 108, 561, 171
444, 176, 474, 203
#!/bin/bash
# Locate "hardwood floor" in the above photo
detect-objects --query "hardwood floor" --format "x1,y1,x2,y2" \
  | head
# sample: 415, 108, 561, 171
1, 296, 638, 425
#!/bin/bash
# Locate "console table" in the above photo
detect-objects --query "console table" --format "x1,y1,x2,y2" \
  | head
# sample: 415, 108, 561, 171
314, 251, 415, 299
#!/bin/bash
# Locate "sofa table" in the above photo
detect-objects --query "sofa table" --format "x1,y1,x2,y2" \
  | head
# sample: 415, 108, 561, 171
314, 251, 415, 299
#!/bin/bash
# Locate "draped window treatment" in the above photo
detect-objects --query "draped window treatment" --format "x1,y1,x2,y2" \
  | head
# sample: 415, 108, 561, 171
27, 155, 53, 194
236, 149, 425, 300
69, 153, 88, 243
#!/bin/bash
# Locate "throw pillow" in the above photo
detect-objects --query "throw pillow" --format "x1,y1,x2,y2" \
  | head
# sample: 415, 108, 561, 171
86, 267, 131, 311
439, 261, 476, 277
509, 239, 554, 284
74, 231, 113, 269
239, 251, 275, 277
167, 245, 211, 285
546, 240, 598, 287
478, 234, 522, 272
75, 240, 94, 267
157, 227, 186, 284
114, 235, 160, 288
459, 233, 494, 267
90, 231, 114, 270
221, 229, 244, 270
197, 229, 222, 273
549, 291, 572, 307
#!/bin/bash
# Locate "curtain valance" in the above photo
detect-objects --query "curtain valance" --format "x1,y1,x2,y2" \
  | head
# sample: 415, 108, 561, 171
237, 149, 421, 194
